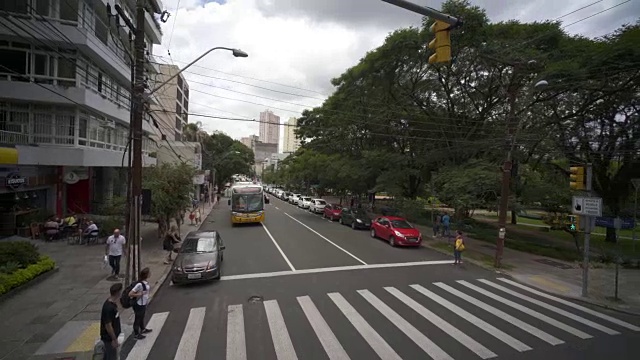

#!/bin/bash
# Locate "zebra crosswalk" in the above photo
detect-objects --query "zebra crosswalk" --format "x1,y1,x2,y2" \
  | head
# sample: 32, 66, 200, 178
122, 277, 640, 360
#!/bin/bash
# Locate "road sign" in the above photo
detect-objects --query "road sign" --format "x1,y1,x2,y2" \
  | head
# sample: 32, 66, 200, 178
572, 196, 602, 217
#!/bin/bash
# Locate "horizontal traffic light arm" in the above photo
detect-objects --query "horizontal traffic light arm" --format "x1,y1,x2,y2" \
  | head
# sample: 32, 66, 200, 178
381, 0, 463, 28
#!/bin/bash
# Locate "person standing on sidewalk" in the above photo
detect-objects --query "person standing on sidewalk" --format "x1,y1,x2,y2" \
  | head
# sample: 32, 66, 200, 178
441, 212, 451, 238
129, 267, 152, 340
105, 229, 126, 280
163, 225, 181, 264
453, 230, 465, 264
100, 283, 123, 360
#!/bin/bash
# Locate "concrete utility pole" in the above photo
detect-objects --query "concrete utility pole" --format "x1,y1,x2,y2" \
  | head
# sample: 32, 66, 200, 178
381, 0, 463, 26
581, 163, 594, 297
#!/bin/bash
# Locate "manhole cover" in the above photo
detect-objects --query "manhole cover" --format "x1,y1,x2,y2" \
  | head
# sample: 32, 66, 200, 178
248, 295, 263, 303
535, 258, 574, 269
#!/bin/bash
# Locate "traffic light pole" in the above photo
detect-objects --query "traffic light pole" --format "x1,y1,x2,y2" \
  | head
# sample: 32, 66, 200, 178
380, 0, 462, 26
581, 163, 593, 297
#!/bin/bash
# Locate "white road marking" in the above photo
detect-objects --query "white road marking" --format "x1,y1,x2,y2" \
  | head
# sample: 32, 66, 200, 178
382, 287, 496, 359
458, 280, 592, 339
174, 307, 206, 360
125, 312, 169, 360
496, 278, 640, 331
274, 206, 280, 210
297, 296, 350, 360
264, 300, 298, 360
479, 279, 620, 335
220, 260, 454, 281
359, 289, 454, 360
328, 292, 401, 360
284, 212, 367, 265
433, 282, 563, 345
262, 223, 296, 271
407, 285, 532, 352
226, 305, 247, 360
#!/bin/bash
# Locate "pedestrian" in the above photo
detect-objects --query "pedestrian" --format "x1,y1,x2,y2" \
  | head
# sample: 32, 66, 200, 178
195, 208, 201, 225
129, 267, 152, 340
189, 210, 195, 225
163, 225, 181, 264
105, 229, 126, 280
441, 212, 451, 238
453, 230, 465, 264
100, 283, 123, 360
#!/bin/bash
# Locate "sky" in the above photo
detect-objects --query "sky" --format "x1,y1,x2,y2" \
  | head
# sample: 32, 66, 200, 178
154, 0, 638, 150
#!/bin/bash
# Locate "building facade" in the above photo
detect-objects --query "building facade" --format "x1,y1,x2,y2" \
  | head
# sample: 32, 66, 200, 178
0, 0, 162, 235
282, 117, 300, 154
150, 64, 189, 142
252, 140, 277, 176
258, 109, 279, 145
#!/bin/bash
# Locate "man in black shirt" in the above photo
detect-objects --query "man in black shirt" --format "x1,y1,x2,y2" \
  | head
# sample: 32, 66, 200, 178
100, 283, 123, 360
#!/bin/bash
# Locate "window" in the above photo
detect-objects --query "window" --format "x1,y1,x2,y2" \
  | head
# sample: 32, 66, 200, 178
175, 102, 182, 116
0, 1, 28, 13
175, 117, 182, 130
79, 115, 88, 145
177, 75, 183, 89
0, 49, 28, 76
176, 88, 182, 103
57, 56, 76, 79
35, 0, 51, 17
183, 99, 188, 112
60, 0, 79, 21
174, 132, 181, 141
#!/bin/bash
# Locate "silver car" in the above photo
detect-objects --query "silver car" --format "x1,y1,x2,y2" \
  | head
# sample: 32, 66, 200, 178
171, 231, 225, 284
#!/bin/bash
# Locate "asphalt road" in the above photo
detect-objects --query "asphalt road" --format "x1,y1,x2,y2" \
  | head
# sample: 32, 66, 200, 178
121, 196, 640, 360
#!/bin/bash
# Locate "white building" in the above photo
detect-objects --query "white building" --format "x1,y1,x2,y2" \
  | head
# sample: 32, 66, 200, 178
150, 64, 189, 141
282, 117, 300, 154
258, 109, 279, 144
0, 0, 162, 231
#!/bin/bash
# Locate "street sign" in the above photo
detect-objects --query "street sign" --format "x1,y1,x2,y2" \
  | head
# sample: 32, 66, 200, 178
572, 196, 602, 217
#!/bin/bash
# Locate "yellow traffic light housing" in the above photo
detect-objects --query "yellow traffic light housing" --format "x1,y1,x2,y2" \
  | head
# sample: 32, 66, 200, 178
569, 166, 586, 190
428, 20, 451, 64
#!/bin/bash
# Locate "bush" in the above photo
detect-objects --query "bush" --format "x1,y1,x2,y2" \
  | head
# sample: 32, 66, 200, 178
0, 256, 56, 296
98, 216, 124, 238
0, 241, 40, 268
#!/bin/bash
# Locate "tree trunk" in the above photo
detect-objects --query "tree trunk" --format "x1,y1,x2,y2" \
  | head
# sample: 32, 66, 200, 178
605, 226, 617, 243
511, 210, 518, 225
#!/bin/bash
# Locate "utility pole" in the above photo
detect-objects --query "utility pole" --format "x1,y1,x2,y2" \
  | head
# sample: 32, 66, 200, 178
129, 0, 147, 283
632, 179, 640, 254
581, 163, 594, 297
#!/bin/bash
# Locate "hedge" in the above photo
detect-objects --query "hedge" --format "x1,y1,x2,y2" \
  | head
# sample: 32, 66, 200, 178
0, 241, 40, 268
0, 256, 56, 296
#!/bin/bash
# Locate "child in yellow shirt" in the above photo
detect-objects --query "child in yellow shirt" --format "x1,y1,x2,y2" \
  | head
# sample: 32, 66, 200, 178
454, 230, 465, 264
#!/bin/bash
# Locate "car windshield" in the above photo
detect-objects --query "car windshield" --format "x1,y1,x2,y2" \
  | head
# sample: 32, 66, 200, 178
315, 200, 326, 205
181, 237, 216, 253
303, 197, 311, 201
355, 211, 369, 218
391, 220, 413, 229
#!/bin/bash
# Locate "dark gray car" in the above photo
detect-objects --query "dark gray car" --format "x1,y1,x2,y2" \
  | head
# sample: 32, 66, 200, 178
171, 231, 225, 285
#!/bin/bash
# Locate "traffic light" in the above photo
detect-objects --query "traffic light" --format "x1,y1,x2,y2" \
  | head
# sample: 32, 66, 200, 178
567, 216, 580, 233
569, 166, 586, 190
428, 20, 451, 64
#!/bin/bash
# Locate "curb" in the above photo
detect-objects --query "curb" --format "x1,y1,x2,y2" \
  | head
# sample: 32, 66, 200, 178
421, 242, 507, 274
0, 266, 60, 304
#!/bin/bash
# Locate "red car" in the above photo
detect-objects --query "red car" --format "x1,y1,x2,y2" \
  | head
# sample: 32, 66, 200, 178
323, 203, 343, 221
370, 216, 422, 247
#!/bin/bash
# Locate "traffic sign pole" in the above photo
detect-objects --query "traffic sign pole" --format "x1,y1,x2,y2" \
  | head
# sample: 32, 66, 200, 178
581, 163, 593, 297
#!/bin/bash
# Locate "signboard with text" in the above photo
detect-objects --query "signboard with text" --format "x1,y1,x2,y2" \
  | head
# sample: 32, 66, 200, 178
572, 196, 603, 217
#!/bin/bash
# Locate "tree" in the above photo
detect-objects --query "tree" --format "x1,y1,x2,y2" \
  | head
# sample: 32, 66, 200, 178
143, 162, 197, 237
201, 132, 254, 192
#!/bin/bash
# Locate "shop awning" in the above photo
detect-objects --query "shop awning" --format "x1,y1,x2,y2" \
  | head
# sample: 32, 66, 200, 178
0, 147, 18, 165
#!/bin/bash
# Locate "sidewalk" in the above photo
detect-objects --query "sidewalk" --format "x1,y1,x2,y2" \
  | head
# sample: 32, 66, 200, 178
415, 224, 640, 315
0, 199, 217, 360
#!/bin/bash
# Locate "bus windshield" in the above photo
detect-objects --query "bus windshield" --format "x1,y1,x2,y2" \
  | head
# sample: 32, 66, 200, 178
231, 187, 264, 212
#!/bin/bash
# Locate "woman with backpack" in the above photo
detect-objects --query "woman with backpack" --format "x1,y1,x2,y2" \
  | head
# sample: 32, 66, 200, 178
454, 230, 465, 264
129, 267, 152, 340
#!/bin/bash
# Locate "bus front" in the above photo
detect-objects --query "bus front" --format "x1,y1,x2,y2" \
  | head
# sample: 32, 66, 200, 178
230, 186, 265, 224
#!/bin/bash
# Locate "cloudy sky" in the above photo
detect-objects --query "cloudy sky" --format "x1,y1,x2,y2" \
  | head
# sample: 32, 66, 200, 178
154, 0, 638, 149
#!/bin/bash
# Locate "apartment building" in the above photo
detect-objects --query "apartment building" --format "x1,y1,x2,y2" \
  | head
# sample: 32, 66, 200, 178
0, 0, 162, 234
258, 109, 279, 144
282, 117, 300, 154
150, 63, 189, 141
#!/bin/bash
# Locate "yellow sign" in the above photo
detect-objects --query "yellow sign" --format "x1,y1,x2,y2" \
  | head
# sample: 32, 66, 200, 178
0, 147, 18, 165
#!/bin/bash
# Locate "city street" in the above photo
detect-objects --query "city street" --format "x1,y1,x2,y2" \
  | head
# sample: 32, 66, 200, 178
120, 197, 640, 360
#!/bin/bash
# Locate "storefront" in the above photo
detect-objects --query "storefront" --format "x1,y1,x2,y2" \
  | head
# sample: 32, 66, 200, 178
0, 166, 56, 237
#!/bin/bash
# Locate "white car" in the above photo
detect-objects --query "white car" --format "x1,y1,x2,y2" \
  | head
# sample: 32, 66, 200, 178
298, 196, 312, 208
309, 199, 326, 213
289, 193, 300, 204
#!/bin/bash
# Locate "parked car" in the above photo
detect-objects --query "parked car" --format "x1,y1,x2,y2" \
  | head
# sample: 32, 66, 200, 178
309, 199, 327, 213
289, 193, 300, 204
323, 204, 343, 220
298, 196, 313, 208
340, 208, 372, 229
171, 231, 225, 284
370, 216, 422, 247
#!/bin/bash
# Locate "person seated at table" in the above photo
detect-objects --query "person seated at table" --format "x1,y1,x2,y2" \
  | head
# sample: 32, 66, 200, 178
44, 217, 60, 241
83, 220, 99, 238
64, 213, 77, 226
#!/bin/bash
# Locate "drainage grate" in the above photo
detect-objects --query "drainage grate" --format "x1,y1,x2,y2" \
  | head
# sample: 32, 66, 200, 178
534, 258, 574, 269
248, 295, 264, 303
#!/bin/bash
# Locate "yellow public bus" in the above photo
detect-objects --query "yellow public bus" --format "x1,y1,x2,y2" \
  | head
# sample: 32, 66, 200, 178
228, 184, 266, 224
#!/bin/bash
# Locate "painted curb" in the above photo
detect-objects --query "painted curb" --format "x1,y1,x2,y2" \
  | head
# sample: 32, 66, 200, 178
0, 266, 60, 304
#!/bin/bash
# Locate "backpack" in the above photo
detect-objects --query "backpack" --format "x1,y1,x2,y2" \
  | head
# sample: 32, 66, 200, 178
120, 281, 146, 309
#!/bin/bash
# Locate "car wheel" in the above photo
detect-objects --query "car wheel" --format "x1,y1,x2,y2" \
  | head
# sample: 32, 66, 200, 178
221, 253, 224, 262
214, 270, 221, 280
370, 228, 376, 238
389, 236, 396, 247
351, 221, 356, 230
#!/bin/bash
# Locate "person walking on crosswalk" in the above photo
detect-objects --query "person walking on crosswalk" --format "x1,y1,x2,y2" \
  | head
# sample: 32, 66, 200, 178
129, 267, 153, 340
454, 230, 465, 264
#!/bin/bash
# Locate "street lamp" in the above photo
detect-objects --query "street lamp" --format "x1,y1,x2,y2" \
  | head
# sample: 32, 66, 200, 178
147, 47, 248, 97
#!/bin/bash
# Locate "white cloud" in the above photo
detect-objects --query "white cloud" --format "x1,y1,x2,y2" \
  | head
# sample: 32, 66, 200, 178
154, 0, 636, 149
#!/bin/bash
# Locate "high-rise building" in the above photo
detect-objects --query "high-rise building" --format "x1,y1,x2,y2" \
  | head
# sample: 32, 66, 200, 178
283, 117, 300, 154
151, 64, 190, 142
259, 110, 279, 144
240, 135, 258, 149
0, 0, 162, 224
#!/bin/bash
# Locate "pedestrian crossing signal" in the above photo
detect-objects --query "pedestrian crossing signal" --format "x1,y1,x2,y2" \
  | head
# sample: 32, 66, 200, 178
569, 223, 576, 231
